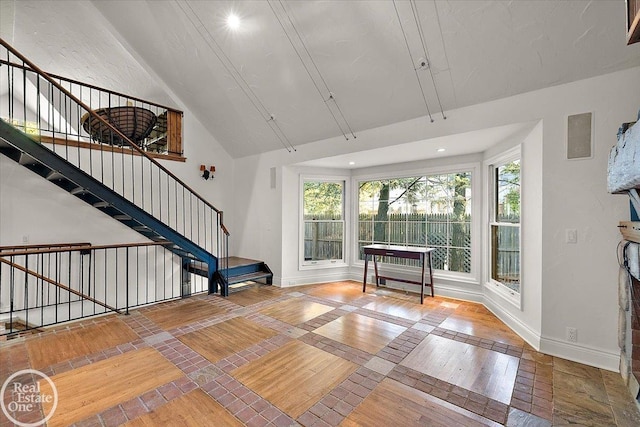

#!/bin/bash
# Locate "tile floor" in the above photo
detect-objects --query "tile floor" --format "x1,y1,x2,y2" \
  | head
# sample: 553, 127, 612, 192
1, 281, 639, 426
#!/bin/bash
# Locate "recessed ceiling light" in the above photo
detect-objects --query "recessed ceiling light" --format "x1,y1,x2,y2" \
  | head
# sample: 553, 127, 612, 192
436, 148, 446, 152
349, 161, 355, 165
226, 13, 241, 30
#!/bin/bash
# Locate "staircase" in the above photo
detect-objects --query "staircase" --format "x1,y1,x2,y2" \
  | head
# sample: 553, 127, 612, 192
0, 115, 224, 289
0, 37, 271, 301
190, 257, 273, 293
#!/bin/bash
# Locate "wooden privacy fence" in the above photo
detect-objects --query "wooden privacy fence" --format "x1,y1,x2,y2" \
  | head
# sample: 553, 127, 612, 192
304, 213, 519, 277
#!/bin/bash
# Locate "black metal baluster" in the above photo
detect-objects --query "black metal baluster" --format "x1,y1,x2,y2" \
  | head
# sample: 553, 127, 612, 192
22, 59, 26, 137
145, 245, 149, 303
80, 249, 84, 318
141, 154, 145, 211
154, 245, 157, 301
38, 253, 43, 328
104, 249, 108, 313
135, 246, 140, 306
167, 174, 171, 227
88, 90, 93, 176
67, 250, 72, 321
54, 252, 59, 324
150, 159, 154, 217
131, 139, 135, 205
50, 82, 55, 150
163, 245, 166, 301
9, 256, 15, 335
158, 168, 162, 222
125, 247, 129, 315
23, 255, 29, 332
174, 180, 178, 232
115, 248, 119, 312
64, 90, 69, 160
182, 186, 186, 236
36, 73, 41, 143
91, 249, 96, 315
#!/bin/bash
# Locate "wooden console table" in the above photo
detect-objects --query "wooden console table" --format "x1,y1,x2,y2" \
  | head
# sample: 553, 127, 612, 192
362, 244, 435, 304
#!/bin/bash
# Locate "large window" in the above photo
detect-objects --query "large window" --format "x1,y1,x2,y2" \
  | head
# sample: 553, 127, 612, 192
490, 159, 521, 293
302, 180, 345, 266
358, 172, 472, 273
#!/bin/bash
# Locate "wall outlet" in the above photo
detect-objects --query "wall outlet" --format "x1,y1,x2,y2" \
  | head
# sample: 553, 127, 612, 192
566, 327, 578, 342
566, 228, 577, 244
21, 234, 29, 243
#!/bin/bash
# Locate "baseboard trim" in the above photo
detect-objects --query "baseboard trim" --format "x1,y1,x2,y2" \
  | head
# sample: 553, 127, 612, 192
483, 292, 541, 350
434, 284, 484, 303
539, 336, 620, 372
277, 271, 352, 288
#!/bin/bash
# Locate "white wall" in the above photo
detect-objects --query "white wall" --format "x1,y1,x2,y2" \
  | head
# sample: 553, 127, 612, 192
483, 123, 544, 351
234, 66, 640, 370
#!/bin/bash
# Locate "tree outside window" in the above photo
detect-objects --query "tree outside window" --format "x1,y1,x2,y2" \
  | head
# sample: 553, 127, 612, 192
302, 180, 344, 264
358, 172, 472, 273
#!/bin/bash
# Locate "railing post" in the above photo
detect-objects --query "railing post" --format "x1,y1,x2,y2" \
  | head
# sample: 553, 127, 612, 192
125, 247, 129, 315
181, 257, 191, 298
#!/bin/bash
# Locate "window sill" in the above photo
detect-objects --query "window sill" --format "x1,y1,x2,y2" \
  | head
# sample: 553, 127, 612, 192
484, 280, 521, 309
300, 261, 348, 271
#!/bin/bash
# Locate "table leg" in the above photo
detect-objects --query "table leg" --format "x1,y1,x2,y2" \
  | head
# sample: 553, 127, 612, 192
373, 255, 379, 287
428, 252, 434, 297
420, 253, 425, 304
363, 254, 368, 293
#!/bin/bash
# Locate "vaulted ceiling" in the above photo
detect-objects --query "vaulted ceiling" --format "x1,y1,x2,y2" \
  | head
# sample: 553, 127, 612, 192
6, 1, 640, 159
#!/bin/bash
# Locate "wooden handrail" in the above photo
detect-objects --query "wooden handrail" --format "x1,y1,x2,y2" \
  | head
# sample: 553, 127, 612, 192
0, 38, 227, 232
0, 257, 120, 313
0, 242, 91, 251
0, 241, 172, 257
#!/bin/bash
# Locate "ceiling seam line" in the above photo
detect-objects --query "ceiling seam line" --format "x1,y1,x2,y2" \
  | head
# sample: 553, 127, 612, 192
411, 0, 446, 120
177, 0, 295, 152
268, 0, 355, 140
268, 0, 349, 140
278, 0, 356, 139
433, 0, 457, 109
392, 0, 434, 123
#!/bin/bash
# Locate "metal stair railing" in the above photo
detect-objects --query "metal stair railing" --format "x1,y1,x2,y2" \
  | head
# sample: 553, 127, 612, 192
0, 241, 203, 337
0, 38, 229, 280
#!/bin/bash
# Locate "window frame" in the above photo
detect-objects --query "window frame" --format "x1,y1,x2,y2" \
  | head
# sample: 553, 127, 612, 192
299, 176, 348, 270
352, 162, 480, 283
484, 146, 522, 308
